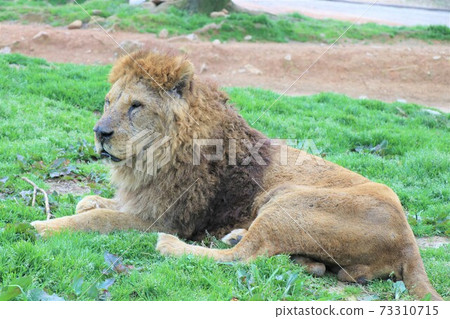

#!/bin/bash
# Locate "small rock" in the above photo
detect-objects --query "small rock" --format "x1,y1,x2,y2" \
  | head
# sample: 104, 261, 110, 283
68, 20, 83, 29
396, 98, 407, 104
210, 11, 227, 18
200, 63, 207, 74
158, 28, 169, 39
423, 109, 441, 116
92, 9, 103, 16
359, 95, 368, 100
117, 40, 144, 55
432, 55, 441, 60
238, 68, 246, 73
212, 39, 221, 45
244, 35, 252, 41
32, 31, 49, 42
167, 33, 198, 42
244, 64, 262, 75
0, 46, 11, 54
185, 33, 197, 41
87, 16, 106, 28
284, 54, 292, 61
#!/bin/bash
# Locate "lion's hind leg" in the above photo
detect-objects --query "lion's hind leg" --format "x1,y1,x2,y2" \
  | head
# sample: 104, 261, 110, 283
291, 256, 326, 277
156, 216, 275, 262
156, 233, 244, 262
157, 205, 288, 262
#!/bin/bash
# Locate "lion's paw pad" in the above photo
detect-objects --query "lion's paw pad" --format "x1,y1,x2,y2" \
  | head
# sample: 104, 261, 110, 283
221, 228, 247, 246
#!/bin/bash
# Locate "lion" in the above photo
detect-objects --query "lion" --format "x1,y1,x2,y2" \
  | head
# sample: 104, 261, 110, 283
31, 51, 442, 300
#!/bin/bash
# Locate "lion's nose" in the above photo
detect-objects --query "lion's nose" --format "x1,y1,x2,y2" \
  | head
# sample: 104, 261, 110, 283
94, 125, 114, 143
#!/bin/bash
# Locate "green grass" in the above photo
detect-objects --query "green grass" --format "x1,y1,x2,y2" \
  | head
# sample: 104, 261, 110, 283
0, 0, 449, 43
0, 54, 448, 300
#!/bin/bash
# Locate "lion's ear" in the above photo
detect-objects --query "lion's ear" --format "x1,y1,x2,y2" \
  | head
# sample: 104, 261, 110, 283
170, 61, 194, 98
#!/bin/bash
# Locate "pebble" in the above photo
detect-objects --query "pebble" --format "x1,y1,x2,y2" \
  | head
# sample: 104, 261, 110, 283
244, 64, 262, 75
0, 46, 11, 54
423, 109, 441, 116
68, 20, 83, 29
32, 31, 49, 41
158, 28, 169, 39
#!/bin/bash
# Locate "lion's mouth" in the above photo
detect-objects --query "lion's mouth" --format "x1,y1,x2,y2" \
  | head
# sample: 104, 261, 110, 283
100, 150, 122, 162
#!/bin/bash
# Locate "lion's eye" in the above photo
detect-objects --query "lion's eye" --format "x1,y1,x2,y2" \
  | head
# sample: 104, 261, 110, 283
130, 101, 143, 109
128, 101, 143, 118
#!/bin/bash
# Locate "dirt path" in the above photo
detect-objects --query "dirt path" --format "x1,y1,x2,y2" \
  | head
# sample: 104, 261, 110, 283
1, 23, 449, 111
235, 0, 450, 26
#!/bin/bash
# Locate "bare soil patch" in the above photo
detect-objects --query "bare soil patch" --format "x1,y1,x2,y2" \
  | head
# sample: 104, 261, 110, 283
0, 23, 449, 112
46, 179, 90, 196
416, 236, 450, 249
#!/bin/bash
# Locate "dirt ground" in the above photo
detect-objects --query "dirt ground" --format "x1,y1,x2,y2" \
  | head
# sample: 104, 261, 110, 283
0, 23, 449, 111
235, 0, 450, 26
416, 236, 450, 249
347, 0, 450, 10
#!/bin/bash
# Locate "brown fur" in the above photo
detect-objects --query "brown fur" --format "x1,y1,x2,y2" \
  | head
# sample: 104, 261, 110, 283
31, 51, 442, 300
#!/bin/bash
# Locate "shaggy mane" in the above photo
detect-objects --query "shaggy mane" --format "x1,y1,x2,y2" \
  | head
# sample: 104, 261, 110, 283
109, 51, 194, 91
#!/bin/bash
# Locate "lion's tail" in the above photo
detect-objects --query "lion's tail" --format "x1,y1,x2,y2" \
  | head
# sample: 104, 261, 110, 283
402, 250, 442, 301
156, 231, 265, 262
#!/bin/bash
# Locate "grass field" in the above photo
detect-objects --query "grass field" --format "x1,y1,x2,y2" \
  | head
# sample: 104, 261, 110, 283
0, 54, 448, 301
0, 0, 450, 43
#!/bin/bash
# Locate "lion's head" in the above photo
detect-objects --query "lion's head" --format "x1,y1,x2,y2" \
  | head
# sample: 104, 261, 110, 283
94, 51, 194, 163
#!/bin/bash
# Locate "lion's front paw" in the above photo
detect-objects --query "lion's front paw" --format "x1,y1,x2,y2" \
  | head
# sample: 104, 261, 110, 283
30, 220, 49, 236
156, 233, 187, 257
75, 195, 116, 214
75, 195, 102, 214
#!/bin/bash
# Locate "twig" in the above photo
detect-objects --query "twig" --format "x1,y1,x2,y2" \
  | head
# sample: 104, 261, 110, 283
385, 65, 416, 72
31, 186, 37, 207
21, 177, 53, 220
